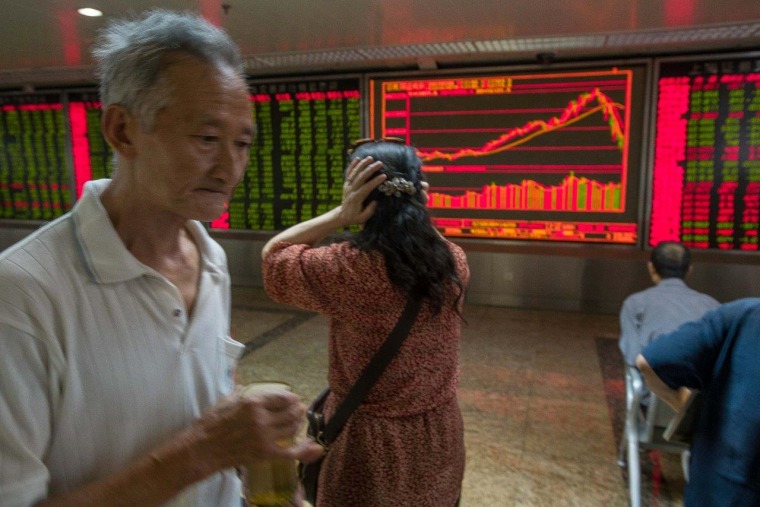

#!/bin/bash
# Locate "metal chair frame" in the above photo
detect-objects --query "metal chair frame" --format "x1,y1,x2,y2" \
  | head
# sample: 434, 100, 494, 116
617, 364, 689, 507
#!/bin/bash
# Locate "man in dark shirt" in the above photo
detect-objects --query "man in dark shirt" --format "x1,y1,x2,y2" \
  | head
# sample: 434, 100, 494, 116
637, 300, 760, 506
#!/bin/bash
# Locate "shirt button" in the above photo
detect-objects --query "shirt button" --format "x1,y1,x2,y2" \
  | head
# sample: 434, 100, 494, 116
173, 308, 182, 317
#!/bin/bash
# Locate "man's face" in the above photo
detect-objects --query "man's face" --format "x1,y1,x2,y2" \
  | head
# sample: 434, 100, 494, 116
131, 56, 254, 222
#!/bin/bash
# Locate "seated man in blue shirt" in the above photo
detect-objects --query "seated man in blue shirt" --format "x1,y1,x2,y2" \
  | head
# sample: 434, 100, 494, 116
619, 241, 719, 368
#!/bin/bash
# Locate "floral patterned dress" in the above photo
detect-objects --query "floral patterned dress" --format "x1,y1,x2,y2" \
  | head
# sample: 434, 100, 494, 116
263, 240, 469, 507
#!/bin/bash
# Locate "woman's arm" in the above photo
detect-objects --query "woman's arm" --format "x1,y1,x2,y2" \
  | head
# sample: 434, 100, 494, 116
262, 156, 385, 259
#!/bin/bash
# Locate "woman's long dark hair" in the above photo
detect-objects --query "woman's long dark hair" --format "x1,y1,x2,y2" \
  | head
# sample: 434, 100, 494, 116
344, 141, 464, 314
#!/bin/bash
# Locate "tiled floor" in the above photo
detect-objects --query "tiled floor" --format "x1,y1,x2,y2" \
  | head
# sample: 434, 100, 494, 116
232, 287, 686, 506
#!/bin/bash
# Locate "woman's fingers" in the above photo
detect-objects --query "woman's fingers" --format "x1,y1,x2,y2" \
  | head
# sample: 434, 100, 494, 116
344, 156, 363, 184
340, 159, 385, 227
343, 159, 383, 200
345, 156, 376, 186
352, 156, 380, 185
420, 181, 430, 204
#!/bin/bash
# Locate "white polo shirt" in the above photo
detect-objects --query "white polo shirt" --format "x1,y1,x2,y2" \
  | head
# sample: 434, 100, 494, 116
0, 179, 245, 507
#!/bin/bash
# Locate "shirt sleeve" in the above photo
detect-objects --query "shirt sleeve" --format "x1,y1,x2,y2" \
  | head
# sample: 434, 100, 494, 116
641, 304, 728, 390
618, 296, 641, 365
262, 241, 360, 315
0, 324, 55, 507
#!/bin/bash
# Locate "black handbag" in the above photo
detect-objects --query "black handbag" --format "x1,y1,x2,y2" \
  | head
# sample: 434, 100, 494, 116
298, 293, 422, 505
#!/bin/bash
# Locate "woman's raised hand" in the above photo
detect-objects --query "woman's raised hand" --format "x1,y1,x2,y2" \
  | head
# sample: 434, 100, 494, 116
339, 156, 386, 227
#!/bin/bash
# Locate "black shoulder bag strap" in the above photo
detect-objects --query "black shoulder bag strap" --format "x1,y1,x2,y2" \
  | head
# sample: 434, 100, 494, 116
319, 291, 422, 447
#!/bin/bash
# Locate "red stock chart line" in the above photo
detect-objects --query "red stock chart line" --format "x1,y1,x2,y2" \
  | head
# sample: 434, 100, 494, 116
417, 87, 626, 164
369, 67, 646, 243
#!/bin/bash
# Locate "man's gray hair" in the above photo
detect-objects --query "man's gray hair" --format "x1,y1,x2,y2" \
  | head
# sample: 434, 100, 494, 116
92, 9, 245, 131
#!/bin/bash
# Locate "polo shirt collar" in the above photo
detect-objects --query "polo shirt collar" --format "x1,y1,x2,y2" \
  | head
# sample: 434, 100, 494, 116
73, 179, 225, 284
658, 277, 687, 288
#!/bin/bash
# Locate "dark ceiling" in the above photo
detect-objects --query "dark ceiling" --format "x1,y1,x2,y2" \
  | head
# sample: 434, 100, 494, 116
1, 0, 760, 87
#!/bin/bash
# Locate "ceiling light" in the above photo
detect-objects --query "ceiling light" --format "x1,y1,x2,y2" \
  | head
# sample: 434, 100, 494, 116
77, 8, 103, 17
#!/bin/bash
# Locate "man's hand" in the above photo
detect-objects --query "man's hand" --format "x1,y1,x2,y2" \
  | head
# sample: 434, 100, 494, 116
191, 390, 321, 468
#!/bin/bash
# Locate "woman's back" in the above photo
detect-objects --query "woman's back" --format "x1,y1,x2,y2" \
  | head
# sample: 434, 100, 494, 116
264, 239, 468, 416
263, 239, 468, 507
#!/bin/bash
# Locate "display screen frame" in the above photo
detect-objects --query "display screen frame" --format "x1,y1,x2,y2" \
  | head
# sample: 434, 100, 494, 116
646, 50, 760, 260
365, 58, 653, 253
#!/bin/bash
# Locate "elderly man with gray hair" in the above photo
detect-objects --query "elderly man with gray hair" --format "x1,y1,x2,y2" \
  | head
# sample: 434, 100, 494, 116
0, 10, 320, 507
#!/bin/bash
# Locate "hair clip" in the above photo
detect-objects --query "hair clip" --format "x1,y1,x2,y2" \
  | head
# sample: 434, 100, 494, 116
378, 177, 417, 197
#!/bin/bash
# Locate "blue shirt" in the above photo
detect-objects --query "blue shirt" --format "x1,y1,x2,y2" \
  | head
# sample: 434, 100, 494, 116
643, 299, 760, 506
619, 278, 719, 366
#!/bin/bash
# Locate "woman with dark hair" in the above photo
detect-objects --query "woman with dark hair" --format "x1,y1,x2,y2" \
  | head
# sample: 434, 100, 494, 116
262, 140, 468, 506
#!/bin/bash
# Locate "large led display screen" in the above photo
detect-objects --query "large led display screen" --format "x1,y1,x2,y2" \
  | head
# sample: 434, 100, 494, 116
370, 66, 648, 244
0, 92, 72, 220
210, 77, 362, 230
650, 55, 760, 251
66, 90, 113, 199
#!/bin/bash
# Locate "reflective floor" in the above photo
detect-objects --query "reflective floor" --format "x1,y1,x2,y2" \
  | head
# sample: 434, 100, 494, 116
232, 287, 686, 507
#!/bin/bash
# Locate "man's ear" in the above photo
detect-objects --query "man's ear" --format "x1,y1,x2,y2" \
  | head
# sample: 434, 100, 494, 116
647, 261, 660, 284
102, 104, 138, 160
